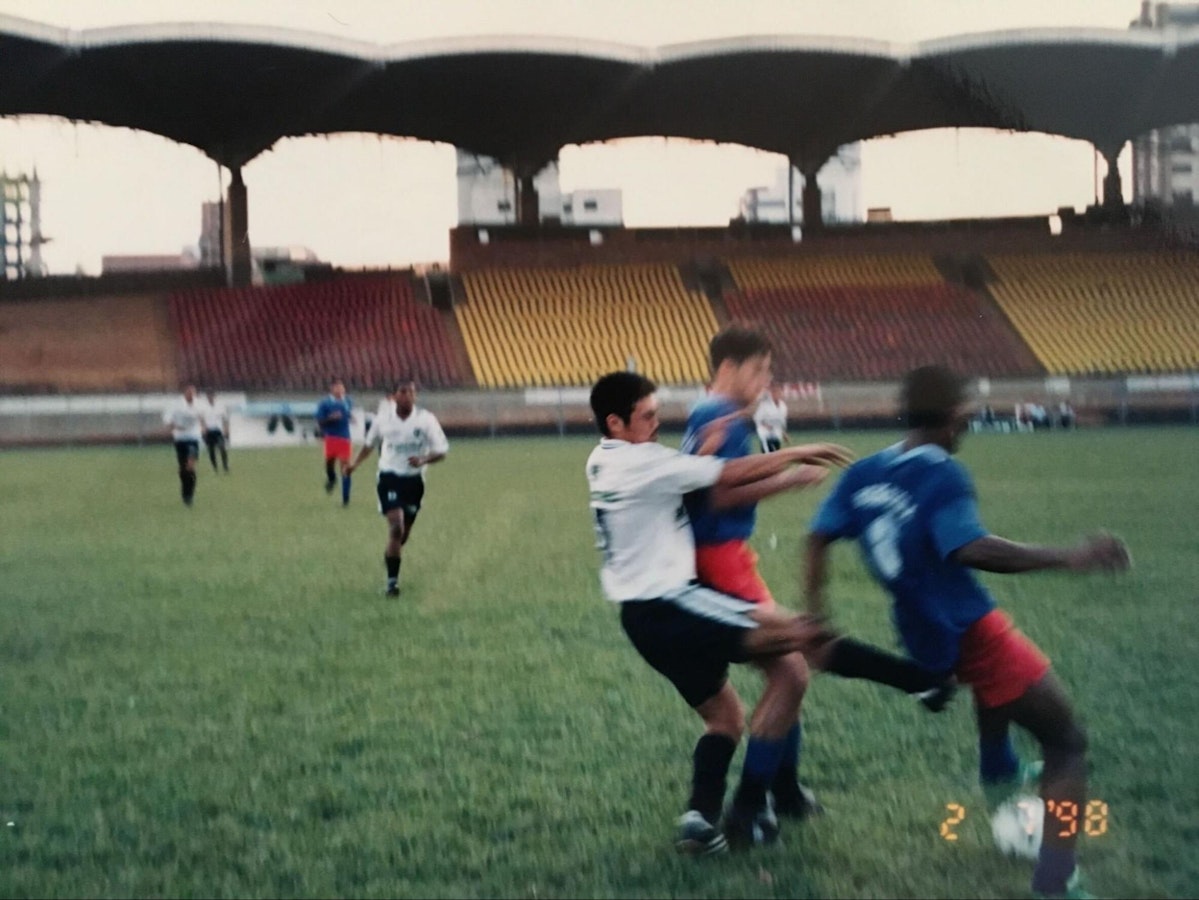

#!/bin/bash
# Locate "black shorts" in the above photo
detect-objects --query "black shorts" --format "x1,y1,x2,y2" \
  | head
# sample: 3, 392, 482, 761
377, 472, 425, 520
174, 440, 200, 465
619, 584, 759, 708
203, 429, 225, 449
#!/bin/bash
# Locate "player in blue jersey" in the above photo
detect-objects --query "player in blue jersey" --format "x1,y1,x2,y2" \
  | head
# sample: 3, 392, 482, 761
315, 377, 355, 506
681, 327, 957, 850
805, 365, 1130, 900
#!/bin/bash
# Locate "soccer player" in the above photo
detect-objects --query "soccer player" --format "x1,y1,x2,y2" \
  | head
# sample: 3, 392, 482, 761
753, 381, 789, 452
162, 384, 203, 506
199, 389, 230, 473
588, 370, 855, 855
315, 377, 355, 505
346, 379, 448, 598
682, 327, 958, 837
805, 365, 1130, 900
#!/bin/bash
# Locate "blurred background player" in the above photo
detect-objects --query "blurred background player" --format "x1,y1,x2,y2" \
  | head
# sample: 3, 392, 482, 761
346, 379, 448, 597
754, 381, 789, 453
315, 377, 355, 505
199, 389, 230, 474
162, 384, 203, 506
805, 365, 1130, 900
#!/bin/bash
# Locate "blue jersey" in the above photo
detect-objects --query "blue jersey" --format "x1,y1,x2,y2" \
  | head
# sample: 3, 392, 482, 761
681, 394, 758, 544
315, 395, 353, 439
810, 442, 994, 672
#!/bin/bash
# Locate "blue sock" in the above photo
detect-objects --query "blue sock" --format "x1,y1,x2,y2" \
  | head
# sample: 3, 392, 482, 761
770, 723, 802, 795
341, 474, 352, 503
1032, 844, 1076, 894
734, 735, 787, 811
979, 733, 1020, 785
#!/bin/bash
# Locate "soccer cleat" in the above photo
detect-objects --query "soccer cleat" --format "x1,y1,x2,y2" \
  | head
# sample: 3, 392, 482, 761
384, 585, 401, 598
770, 783, 823, 820
1033, 866, 1094, 900
674, 810, 728, 857
324, 478, 336, 494
983, 759, 1044, 811
914, 675, 958, 713
722, 799, 780, 850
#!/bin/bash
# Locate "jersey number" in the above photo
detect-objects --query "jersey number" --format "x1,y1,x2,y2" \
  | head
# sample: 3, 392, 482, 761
865, 514, 903, 580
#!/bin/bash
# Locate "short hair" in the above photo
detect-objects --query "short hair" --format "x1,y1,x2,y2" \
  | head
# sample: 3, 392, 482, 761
900, 365, 969, 429
590, 371, 657, 437
328, 376, 344, 387
709, 325, 772, 372
392, 377, 416, 392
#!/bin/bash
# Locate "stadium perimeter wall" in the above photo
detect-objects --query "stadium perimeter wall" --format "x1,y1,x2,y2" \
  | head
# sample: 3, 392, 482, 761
2, 376, 1195, 448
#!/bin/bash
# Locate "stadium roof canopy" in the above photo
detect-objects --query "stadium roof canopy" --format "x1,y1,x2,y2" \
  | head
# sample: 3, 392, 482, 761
3, 14, 1199, 170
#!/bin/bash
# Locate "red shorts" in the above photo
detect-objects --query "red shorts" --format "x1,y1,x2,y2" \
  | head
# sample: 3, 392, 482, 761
323, 436, 352, 463
695, 540, 775, 609
955, 609, 1051, 709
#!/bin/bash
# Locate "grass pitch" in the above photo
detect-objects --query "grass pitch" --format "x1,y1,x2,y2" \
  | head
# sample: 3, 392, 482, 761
1, 428, 1196, 898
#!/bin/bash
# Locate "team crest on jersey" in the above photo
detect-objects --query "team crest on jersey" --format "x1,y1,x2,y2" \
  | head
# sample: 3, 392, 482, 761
414, 428, 423, 438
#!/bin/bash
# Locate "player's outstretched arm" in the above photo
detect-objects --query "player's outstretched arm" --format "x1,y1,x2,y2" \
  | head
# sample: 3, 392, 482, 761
345, 444, 374, 476
709, 464, 828, 510
718, 442, 853, 488
951, 532, 1131, 575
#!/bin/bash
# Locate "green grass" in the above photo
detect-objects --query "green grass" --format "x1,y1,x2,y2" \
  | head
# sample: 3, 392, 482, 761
1, 428, 1197, 899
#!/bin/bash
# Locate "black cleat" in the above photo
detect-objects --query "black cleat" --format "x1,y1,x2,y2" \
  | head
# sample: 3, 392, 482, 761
770, 784, 823, 820
722, 800, 780, 851
915, 675, 958, 713
674, 810, 728, 857
324, 479, 336, 494
384, 585, 400, 598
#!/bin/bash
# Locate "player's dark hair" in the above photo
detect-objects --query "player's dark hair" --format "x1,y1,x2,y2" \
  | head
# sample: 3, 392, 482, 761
709, 325, 772, 372
590, 371, 657, 437
392, 377, 416, 392
900, 365, 969, 429
328, 376, 343, 387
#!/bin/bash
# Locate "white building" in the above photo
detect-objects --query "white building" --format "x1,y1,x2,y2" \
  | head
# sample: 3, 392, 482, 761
738, 144, 863, 226
456, 150, 622, 226
1130, 2, 1199, 212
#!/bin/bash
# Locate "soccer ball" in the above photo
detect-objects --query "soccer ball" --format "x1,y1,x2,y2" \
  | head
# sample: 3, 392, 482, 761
991, 794, 1043, 860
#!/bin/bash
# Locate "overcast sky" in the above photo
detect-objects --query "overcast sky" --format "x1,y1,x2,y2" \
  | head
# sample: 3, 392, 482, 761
0, 1, 1146, 273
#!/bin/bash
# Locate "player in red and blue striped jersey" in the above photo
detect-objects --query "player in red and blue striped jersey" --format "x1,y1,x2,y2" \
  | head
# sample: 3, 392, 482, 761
315, 377, 355, 506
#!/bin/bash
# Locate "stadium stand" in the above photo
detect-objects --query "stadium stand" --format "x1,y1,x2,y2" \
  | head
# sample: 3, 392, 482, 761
0, 294, 177, 392
723, 255, 1043, 381
169, 274, 471, 390
986, 251, 1199, 374
456, 263, 720, 386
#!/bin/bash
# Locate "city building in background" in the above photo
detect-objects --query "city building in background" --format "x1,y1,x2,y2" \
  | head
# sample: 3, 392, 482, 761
738, 144, 863, 226
2, 169, 48, 279
456, 149, 622, 227
1131, 2, 1199, 214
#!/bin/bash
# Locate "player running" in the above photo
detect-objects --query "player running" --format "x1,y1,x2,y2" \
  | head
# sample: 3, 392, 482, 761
315, 377, 355, 506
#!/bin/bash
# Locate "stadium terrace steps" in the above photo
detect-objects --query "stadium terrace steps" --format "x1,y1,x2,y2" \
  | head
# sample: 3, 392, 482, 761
723, 255, 1042, 381
169, 275, 470, 390
455, 263, 719, 387
985, 251, 1199, 375
0, 293, 177, 392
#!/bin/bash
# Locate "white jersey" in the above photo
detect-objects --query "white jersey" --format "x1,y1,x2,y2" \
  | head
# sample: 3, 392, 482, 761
364, 406, 449, 477
198, 399, 229, 432
754, 395, 788, 442
586, 439, 725, 602
163, 399, 203, 442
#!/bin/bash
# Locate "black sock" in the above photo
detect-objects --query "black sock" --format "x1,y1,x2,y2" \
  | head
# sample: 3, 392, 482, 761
385, 555, 401, 583
181, 469, 196, 500
325, 461, 336, 483
823, 637, 943, 693
688, 733, 737, 823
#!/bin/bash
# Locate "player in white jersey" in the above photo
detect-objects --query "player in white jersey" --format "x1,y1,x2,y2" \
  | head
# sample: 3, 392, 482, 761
587, 371, 849, 855
199, 389, 230, 473
162, 384, 203, 506
753, 382, 789, 453
347, 379, 448, 597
